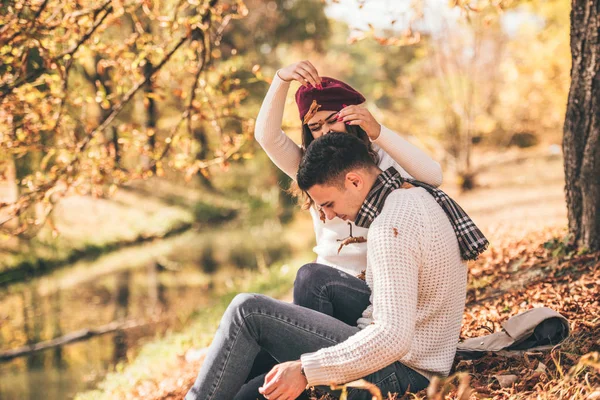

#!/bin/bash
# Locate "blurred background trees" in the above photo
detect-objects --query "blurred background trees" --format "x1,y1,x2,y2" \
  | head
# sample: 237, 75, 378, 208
340, 0, 571, 190
1, 0, 246, 235
0, 0, 574, 244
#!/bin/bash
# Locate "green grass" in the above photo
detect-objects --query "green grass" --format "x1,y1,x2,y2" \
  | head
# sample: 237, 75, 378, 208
75, 252, 311, 400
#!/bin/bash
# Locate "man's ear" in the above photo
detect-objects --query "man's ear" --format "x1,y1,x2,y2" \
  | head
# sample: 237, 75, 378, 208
345, 172, 363, 189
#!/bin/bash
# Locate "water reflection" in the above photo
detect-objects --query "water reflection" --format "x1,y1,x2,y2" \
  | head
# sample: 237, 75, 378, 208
0, 249, 213, 399
51, 290, 65, 370
0, 223, 291, 400
147, 261, 168, 312
112, 270, 131, 364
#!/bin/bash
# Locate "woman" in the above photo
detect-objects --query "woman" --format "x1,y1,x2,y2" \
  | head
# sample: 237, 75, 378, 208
229, 61, 442, 399
256, 60, 441, 273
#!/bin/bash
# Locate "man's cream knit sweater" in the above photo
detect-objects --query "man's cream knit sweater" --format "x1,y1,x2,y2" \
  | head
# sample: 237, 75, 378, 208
301, 188, 468, 385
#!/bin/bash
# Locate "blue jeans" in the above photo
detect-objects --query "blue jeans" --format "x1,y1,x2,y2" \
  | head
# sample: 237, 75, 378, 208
293, 263, 372, 326
235, 263, 373, 399
187, 264, 429, 400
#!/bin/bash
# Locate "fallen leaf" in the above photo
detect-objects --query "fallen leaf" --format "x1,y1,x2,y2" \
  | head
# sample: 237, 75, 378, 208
536, 361, 547, 373
303, 100, 322, 124
455, 359, 473, 370
456, 373, 473, 400
427, 376, 440, 398
587, 390, 600, 400
493, 374, 518, 388
330, 379, 382, 400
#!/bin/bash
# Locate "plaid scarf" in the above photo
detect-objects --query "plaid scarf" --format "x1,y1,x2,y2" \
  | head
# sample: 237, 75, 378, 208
354, 167, 489, 261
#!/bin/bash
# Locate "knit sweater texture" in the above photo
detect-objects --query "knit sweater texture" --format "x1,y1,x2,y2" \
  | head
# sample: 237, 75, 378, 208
255, 73, 443, 275
301, 188, 468, 385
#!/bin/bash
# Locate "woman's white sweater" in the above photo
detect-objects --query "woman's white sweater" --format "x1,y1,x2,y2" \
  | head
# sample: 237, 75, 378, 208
254, 73, 443, 275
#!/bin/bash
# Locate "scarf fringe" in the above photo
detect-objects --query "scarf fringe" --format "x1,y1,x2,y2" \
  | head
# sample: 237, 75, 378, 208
462, 240, 490, 261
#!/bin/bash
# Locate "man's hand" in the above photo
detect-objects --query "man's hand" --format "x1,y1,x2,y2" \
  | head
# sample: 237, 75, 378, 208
338, 105, 382, 140
258, 360, 308, 400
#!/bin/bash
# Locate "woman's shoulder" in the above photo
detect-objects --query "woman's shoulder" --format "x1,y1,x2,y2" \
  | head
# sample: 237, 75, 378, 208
376, 149, 411, 177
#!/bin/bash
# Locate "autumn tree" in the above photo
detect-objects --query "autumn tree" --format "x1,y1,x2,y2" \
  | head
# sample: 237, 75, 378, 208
0, 0, 251, 236
422, 10, 507, 190
337, 1, 513, 190
382, 0, 596, 246
563, 0, 600, 251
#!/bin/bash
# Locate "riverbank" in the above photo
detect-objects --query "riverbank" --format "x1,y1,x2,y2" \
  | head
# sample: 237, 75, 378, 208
0, 153, 312, 400
0, 179, 248, 286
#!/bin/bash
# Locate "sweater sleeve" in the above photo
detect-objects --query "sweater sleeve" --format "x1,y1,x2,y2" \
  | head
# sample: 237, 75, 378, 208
373, 126, 443, 187
254, 72, 303, 180
300, 195, 425, 386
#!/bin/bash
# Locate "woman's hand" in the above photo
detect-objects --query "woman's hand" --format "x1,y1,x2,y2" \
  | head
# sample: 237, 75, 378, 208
338, 105, 382, 140
277, 61, 322, 89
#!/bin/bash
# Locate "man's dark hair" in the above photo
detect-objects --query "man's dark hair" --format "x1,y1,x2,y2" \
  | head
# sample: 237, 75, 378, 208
301, 124, 380, 165
297, 132, 377, 191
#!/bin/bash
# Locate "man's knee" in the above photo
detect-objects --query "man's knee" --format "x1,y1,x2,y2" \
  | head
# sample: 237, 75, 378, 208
220, 293, 270, 331
229, 293, 266, 313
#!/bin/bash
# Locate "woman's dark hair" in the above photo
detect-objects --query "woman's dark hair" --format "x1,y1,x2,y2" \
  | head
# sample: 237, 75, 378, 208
289, 124, 380, 210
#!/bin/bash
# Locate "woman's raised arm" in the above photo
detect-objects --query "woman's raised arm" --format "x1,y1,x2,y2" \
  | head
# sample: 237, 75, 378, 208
338, 105, 443, 187
254, 61, 322, 180
373, 126, 443, 186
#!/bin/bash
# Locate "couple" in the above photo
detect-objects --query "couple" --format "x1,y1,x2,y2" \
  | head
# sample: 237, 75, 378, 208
185, 61, 488, 400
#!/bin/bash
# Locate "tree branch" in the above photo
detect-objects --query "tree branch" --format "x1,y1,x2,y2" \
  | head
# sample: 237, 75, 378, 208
0, 0, 50, 42
76, 34, 189, 154
0, 0, 113, 102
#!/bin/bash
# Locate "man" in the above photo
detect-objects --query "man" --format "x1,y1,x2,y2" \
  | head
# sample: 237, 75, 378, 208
186, 132, 485, 400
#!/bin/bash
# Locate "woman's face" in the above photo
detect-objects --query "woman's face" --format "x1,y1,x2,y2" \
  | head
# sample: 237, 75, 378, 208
306, 110, 347, 139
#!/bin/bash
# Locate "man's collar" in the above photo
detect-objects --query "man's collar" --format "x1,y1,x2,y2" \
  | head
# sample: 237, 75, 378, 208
354, 167, 403, 228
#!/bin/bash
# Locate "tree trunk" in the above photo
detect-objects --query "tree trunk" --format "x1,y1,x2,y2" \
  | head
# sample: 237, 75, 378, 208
194, 127, 214, 189
144, 59, 157, 175
563, 0, 600, 251
143, 19, 158, 175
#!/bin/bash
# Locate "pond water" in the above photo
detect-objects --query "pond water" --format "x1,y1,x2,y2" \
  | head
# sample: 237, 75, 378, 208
0, 222, 291, 400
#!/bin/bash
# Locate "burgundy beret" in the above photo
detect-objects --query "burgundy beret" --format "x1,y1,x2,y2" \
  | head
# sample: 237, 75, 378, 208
295, 77, 365, 123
